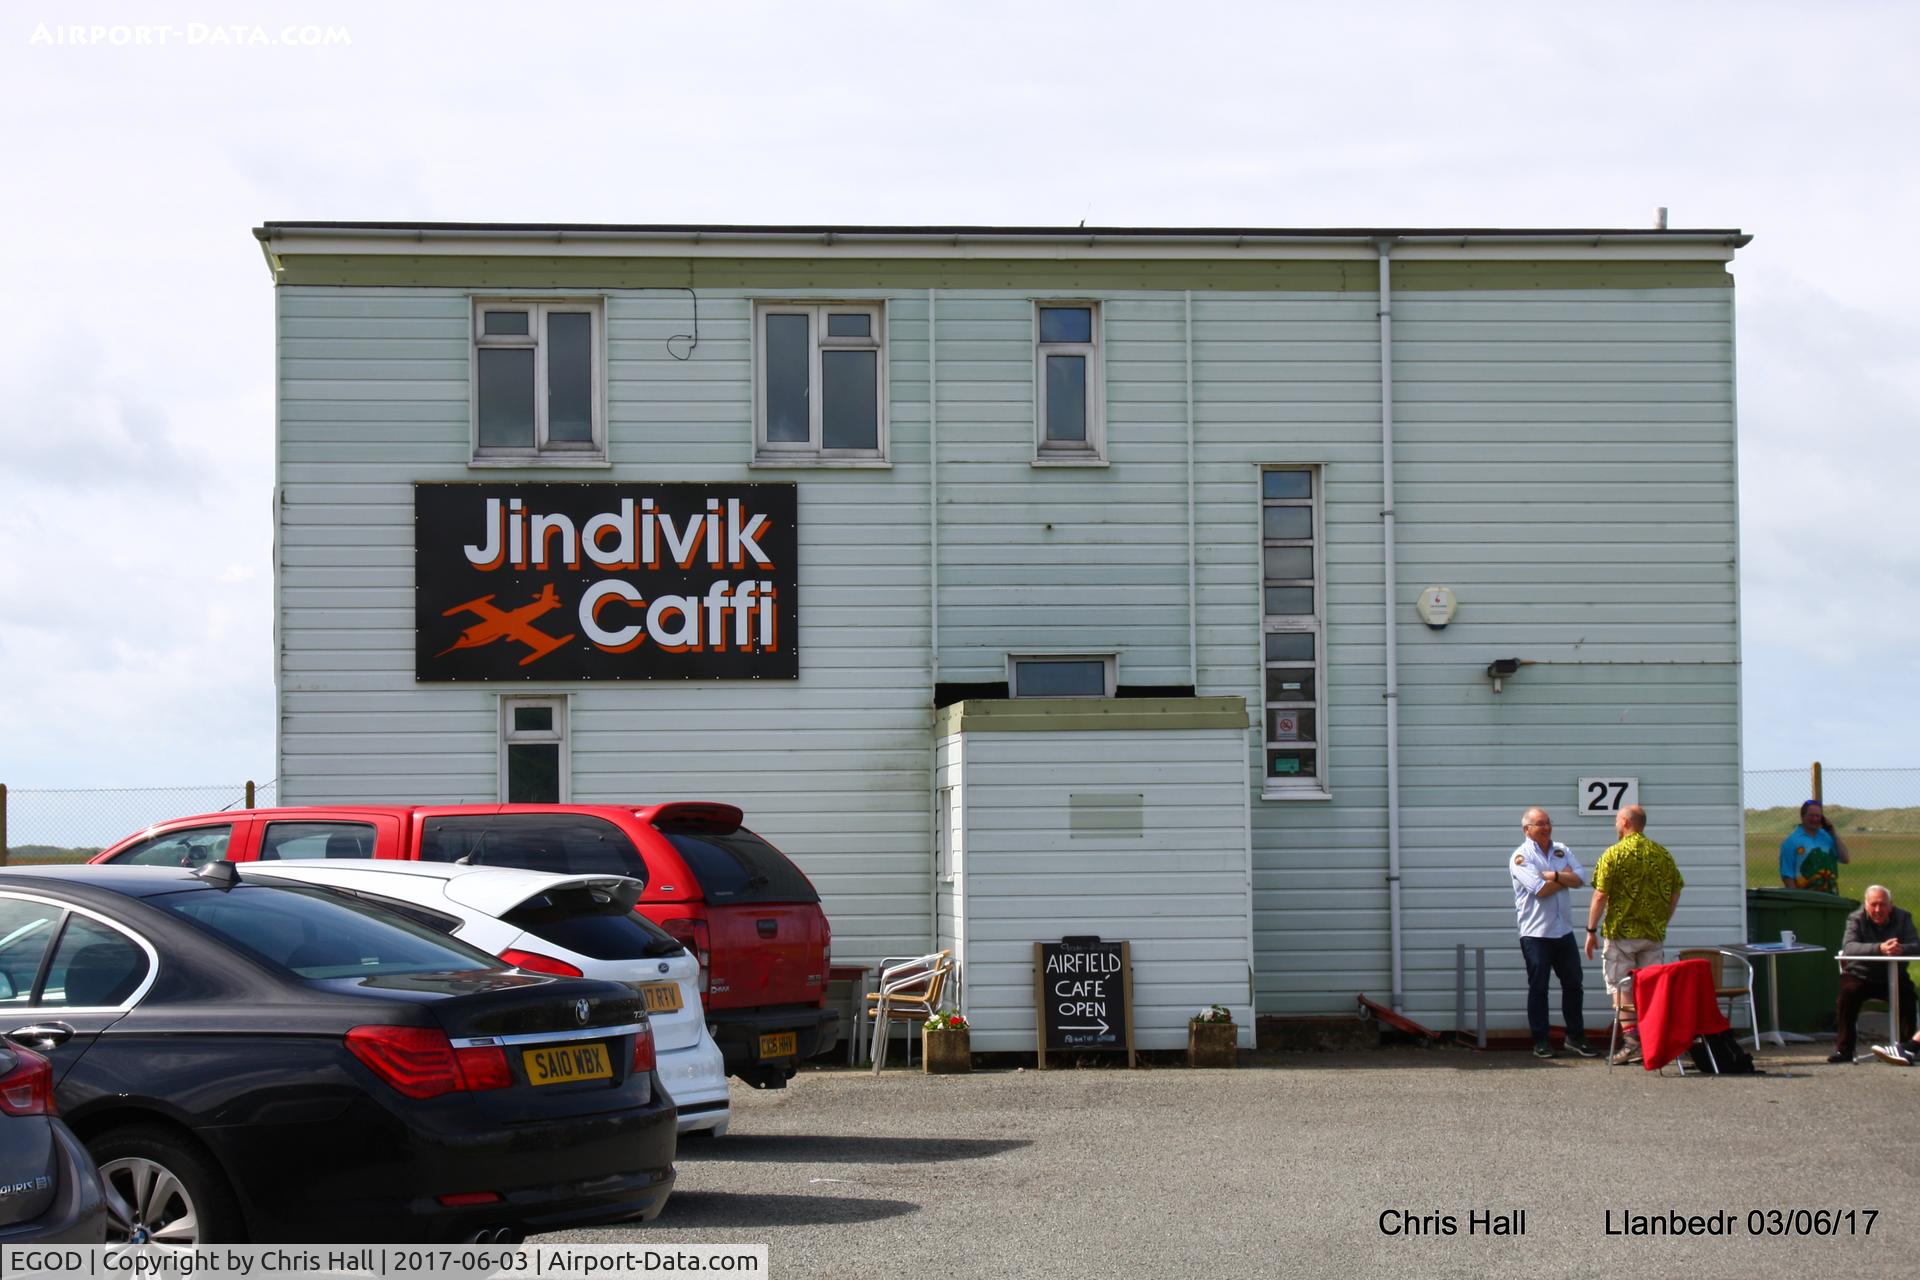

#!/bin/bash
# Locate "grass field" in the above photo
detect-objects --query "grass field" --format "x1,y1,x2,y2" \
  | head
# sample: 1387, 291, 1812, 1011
3, 845, 99, 866
1745, 806, 1920, 907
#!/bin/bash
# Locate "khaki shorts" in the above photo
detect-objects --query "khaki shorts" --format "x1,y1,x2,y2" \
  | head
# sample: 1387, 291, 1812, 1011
1602, 937, 1665, 1000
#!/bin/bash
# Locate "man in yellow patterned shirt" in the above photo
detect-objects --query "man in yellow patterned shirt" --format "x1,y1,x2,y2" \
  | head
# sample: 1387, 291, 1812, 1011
1583, 805, 1684, 1064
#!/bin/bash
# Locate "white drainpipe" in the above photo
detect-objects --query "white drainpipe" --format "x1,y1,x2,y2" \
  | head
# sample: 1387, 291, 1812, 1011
1376, 240, 1405, 1014
928, 289, 942, 955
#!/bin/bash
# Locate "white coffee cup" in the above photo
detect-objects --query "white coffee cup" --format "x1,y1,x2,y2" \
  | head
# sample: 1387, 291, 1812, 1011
1782, 930, 1797, 947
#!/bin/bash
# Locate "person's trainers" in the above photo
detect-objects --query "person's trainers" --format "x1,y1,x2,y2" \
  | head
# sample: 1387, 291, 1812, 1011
1827, 1051, 1853, 1064
1564, 1038, 1599, 1059
1870, 1043, 1917, 1066
1532, 1042, 1555, 1059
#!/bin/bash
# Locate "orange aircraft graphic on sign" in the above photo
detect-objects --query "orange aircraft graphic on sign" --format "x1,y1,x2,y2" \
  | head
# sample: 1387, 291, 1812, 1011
436, 583, 576, 666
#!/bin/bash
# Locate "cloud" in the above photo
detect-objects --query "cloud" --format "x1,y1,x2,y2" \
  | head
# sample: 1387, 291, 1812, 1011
1, 0, 1916, 794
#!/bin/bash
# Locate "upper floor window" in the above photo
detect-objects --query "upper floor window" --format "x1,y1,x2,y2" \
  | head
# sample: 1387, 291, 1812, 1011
754, 302, 886, 465
472, 299, 604, 464
1261, 467, 1327, 798
1035, 302, 1104, 464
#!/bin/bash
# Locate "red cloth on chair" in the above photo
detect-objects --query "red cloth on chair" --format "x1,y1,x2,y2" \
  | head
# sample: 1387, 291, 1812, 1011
1632, 957, 1731, 1071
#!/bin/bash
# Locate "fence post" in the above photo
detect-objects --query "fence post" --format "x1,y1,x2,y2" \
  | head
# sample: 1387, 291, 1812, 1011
0, 783, 7, 866
1812, 761, 1822, 804
245, 780, 256, 810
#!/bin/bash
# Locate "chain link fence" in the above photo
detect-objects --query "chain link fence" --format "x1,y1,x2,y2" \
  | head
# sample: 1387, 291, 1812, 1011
1, 781, 278, 864
1747, 766, 1920, 907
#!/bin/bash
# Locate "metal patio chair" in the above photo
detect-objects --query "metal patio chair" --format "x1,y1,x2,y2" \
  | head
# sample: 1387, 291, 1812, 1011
867, 949, 953, 1074
1678, 948, 1760, 1047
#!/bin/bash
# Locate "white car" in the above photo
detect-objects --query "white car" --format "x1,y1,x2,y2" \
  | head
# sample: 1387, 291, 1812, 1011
243, 859, 729, 1136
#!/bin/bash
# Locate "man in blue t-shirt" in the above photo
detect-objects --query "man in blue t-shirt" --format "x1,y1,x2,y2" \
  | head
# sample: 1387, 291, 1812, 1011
1779, 800, 1850, 893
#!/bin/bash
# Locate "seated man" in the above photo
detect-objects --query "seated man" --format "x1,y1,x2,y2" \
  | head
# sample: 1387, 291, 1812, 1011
1830, 884, 1919, 1064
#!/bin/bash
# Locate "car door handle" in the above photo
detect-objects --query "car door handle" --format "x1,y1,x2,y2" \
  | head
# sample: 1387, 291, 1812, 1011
757, 920, 778, 939
8, 1023, 75, 1050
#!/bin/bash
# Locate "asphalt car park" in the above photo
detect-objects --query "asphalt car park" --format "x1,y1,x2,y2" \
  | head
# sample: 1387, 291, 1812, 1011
547, 1048, 1920, 1280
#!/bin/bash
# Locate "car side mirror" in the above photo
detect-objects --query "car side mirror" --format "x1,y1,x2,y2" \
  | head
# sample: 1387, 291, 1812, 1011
0, 972, 14, 1001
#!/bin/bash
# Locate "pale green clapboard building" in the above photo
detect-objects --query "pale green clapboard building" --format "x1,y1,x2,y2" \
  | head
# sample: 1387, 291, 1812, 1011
256, 222, 1750, 1051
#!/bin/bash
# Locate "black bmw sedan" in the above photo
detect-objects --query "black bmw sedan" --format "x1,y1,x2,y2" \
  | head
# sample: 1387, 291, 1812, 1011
0, 863, 677, 1243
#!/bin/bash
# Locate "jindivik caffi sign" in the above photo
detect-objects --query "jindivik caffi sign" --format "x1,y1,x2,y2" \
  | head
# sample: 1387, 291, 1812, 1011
414, 483, 798, 681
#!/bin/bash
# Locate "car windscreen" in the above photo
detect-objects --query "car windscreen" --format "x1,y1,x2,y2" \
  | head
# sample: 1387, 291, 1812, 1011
660, 826, 819, 904
420, 815, 649, 879
503, 885, 686, 961
150, 884, 504, 980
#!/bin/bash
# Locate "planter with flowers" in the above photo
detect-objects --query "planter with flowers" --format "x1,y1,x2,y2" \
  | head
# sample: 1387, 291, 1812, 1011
922, 1010, 972, 1074
1188, 1004, 1238, 1068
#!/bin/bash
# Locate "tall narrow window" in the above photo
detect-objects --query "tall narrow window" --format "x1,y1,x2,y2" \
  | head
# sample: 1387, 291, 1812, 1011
473, 300, 604, 463
754, 303, 886, 463
937, 786, 959, 882
1035, 302, 1104, 463
1261, 467, 1326, 796
501, 697, 568, 803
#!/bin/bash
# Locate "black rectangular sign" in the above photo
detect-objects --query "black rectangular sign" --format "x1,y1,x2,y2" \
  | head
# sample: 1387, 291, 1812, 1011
1035, 938, 1134, 1065
414, 483, 798, 682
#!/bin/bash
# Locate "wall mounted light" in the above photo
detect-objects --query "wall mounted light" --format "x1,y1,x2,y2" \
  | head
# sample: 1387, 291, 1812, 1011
1485, 657, 1532, 694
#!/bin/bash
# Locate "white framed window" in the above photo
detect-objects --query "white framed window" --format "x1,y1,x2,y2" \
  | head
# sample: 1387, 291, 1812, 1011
1007, 653, 1117, 698
937, 786, 960, 882
1260, 467, 1328, 799
753, 302, 887, 464
1034, 301, 1105, 464
471, 299, 605, 464
500, 696, 568, 803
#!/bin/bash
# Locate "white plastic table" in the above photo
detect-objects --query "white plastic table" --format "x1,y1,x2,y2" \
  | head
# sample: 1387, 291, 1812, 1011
1722, 942, 1827, 1046
1833, 952, 1912, 1060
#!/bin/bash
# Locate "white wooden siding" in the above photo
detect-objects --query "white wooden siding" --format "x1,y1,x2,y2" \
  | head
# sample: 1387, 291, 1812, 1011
278, 288, 940, 968
278, 275, 1741, 1030
951, 727, 1252, 1052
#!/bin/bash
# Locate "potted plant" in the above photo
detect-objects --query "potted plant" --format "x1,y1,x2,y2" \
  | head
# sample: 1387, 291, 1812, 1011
922, 1009, 972, 1074
1188, 1004, 1238, 1068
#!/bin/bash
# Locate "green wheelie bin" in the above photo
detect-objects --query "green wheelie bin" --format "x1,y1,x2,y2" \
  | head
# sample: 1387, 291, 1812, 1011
1745, 888, 1860, 1035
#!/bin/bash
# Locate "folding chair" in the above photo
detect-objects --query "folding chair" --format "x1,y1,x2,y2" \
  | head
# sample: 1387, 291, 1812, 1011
1678, 948, 1760, 1048
867, 950, 953, 1074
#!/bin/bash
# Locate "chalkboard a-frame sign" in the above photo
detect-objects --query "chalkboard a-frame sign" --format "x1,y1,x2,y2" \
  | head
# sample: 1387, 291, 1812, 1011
1034, 938, 1136, 1068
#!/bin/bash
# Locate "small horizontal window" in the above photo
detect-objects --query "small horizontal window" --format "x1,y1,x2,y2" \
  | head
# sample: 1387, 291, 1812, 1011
1008, 654, 1117, 699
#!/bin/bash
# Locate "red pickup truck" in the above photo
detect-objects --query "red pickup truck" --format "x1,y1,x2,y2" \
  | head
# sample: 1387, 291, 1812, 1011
93, 801, 837, 1089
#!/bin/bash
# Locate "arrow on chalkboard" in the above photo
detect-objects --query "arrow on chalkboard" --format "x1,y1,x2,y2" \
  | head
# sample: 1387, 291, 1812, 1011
1059, 1019, 1111, 1034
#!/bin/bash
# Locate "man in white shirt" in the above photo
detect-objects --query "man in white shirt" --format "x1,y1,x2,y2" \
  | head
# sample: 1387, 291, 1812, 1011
1510, 808, 1598, 1059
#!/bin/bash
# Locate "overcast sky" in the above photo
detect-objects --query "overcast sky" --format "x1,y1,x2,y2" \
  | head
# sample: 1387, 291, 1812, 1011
1, 1, 1913, 805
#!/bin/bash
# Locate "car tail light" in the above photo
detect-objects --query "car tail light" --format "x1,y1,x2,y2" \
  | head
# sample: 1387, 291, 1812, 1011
453, 1045, 512, 1092
657, 915, 711, 995
500, 948, 584, 977
347, 1025, 510, 1098
0, 1046, 55, 1117
631, 1024, 656, 1075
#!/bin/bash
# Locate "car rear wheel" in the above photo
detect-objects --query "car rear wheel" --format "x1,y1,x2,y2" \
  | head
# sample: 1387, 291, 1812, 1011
90, 1126, 244, 1245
